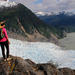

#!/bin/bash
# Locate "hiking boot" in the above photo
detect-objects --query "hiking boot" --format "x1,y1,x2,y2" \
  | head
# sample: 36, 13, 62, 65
4, 59, 7, 62
6, 57, 12, 61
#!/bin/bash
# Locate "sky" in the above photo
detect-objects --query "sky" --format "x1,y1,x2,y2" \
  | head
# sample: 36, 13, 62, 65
9, 0, 75, 13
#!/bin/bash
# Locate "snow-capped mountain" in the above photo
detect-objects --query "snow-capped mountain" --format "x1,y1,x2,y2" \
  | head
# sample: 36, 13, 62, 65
35, 12, 52, 16
35, 11, 62, 16
35, 11, 75, 16
0, 1, 17, 7
0, 38, 75, 69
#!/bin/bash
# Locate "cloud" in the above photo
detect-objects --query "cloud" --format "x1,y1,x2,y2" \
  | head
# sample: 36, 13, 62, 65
9, 0, 75, 13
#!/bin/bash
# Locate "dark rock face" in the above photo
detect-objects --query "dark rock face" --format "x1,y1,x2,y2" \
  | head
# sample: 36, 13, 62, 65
59, 68, 75, 75
0, 56, 75, 75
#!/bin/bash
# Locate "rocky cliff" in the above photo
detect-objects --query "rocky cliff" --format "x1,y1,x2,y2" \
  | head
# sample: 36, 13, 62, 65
0, 55, 74, 75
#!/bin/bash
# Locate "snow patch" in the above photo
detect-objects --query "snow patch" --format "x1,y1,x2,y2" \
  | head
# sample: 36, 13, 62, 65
36, 12, 46, 16
0, 1, 17, 7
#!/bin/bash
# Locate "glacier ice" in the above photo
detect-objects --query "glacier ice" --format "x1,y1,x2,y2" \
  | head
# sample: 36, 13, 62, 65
0, 38, 75, 69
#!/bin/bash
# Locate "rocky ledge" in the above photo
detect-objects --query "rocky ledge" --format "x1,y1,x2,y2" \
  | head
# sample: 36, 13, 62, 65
0, 55, 75, 75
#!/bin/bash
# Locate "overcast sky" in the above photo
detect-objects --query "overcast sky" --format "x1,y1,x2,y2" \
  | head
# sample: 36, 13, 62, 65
9, 0, 75, 13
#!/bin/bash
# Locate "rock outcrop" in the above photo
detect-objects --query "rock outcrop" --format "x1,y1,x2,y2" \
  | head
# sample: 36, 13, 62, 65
0, 55, 74, 75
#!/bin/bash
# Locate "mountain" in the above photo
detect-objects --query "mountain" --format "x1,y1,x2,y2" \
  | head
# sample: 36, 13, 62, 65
0, 1, 62, 42
39, 12, 75, 33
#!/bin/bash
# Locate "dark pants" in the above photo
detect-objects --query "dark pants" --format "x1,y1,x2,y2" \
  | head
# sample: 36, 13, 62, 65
0, 41, 9, 59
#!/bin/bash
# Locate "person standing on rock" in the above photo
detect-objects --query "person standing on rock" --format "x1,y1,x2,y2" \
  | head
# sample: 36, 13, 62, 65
0, 21, 10, 61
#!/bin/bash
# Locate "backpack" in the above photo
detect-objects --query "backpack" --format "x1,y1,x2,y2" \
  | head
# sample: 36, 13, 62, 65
0, 29, 5, 40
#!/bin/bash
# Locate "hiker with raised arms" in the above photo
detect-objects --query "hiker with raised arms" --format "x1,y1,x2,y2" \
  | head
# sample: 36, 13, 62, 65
0, 21, 10, 61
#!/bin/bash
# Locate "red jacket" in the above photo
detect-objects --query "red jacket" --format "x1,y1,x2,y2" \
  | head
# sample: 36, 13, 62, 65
0, 28, 8, 42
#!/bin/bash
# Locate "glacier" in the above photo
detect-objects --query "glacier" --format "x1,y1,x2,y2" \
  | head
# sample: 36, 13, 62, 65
0, 38, 75, 69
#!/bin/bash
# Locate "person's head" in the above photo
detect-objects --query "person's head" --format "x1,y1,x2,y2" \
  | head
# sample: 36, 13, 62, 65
0, 21, 6, 29
1, 23, 5, 26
